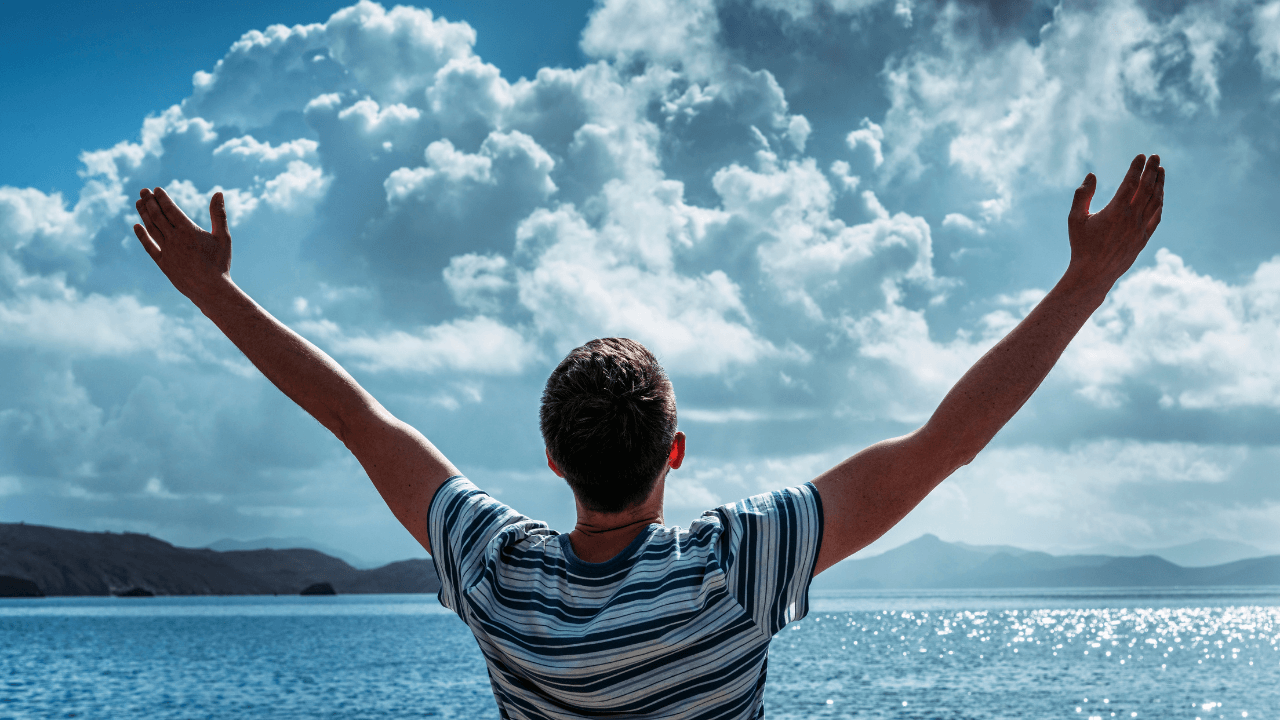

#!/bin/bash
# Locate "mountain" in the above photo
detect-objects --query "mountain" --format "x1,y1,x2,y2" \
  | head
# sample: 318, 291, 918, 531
0, 522, 438, 597
1141, 539, 1268, 568
204, 537, 373, 569
813, 534, 1280, 590
1078, 538, 1269, 567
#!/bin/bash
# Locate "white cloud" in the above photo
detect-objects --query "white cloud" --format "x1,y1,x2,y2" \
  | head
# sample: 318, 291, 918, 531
941, 212, 984, 235
262, 161, 331, 212
845, 243, 1280, 416
385, 132, 555, 204
185, 23, 333, 128
0, 290, 181, 358
1065, 248, 1280, 409
714, 156, 938, 319
878, 0, 1236, 213
950, 439, 1248, 545
336, 97, 424, 133
845, 284, 1038, 422
674, 448, 848, 524
1252, 1, 1280, 80
325, 1, 476, 105
443, 253, 510, 313
300, 315, 537, 374
213, 136, 318, 165
581, 0, 723, 77
845, 118, 884, 168
5, 0, 1279, 556
514, 199, 775, 376
428, 56, 514, 146
0, 187, 90, 261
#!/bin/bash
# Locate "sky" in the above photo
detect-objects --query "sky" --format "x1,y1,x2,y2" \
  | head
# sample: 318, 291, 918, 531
1, 0, 1278, 567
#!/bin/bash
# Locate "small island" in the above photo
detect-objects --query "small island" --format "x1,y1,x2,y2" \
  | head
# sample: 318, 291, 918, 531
0, 575, 43, 598
300, 582, 336, 596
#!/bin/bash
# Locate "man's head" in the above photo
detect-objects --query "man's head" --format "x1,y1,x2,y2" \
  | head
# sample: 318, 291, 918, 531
540, 338, 678, 513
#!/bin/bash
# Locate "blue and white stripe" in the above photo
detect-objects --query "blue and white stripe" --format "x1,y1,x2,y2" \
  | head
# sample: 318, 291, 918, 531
428, 476, 824, 720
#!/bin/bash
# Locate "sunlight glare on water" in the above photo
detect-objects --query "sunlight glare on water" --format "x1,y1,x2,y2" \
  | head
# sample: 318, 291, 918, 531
1, 589, 1277, 719
767, 590, 1280, 719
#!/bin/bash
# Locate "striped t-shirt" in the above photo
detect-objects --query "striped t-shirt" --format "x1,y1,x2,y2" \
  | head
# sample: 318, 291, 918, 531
427, 476, 824, 720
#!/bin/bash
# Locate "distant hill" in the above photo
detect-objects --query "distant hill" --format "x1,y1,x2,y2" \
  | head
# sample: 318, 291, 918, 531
813, 533, 1280, 590
204, 537, 373, 569
1078, 538, 1270, 568
0, 523, 439, 597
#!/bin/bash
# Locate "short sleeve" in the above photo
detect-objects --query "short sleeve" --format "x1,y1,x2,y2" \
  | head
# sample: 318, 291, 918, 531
712, 482, 824, 637
428, 476, 528, 613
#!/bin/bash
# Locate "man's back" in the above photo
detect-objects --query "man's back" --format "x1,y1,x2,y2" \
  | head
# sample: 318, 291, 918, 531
430, 476, 824, 719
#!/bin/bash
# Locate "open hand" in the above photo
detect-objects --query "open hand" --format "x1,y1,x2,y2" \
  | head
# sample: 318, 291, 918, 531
1067, 154, 1164, 287
133, 187, 232, 301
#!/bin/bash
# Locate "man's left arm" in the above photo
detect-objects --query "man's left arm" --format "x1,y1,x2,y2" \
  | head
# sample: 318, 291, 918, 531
811, 154, 1164, 574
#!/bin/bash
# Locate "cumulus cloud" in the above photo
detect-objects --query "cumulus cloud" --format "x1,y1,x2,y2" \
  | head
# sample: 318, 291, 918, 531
1252, 1, 1280, 81
944, 439, 1254, 548
845, 118, 884, 168
300, 315, 537, 375
0, 186, 98, 258
876, 0, 1240, 220
2, 0, 1277, 558
845, 283, 1031, 421
715, 156, 938, 319
443, 253, 511, 313
1065, 248, 1280, 409
513, 196, 776, 375
581, 0, 723, 77
0, 290, 179, 358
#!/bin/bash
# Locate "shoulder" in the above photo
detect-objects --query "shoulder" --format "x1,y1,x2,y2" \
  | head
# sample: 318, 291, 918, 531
702, 483, 824, 570
713, 483, 823, 526
428, 476, 543, 562
430, 476, 522, 526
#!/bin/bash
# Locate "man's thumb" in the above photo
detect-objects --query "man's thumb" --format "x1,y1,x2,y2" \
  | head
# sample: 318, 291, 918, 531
210, 192, 229, 237
1070, 173, 1095, 223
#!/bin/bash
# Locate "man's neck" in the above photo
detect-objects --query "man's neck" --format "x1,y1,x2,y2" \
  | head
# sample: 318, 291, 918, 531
568, 480, 665, 564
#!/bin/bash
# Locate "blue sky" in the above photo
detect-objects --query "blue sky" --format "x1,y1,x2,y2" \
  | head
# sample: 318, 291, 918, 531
1, 0, 1277, 566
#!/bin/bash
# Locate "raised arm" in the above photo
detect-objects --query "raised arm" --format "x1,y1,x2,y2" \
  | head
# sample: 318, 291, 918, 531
812, 154, 1165, 573
133, 187, 458, 554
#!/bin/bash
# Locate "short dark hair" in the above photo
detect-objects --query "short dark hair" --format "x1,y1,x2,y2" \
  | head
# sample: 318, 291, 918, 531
540, 338, 678, 513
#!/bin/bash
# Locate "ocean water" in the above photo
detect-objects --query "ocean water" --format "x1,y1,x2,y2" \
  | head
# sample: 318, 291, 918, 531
1, 588, 1277, 719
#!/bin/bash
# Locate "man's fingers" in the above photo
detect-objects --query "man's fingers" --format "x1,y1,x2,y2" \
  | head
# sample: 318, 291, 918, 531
1143, 203, 1162, 242
153, 187, 198, 230
1142, 167, 1164, 238
133, 223, 162, 262
139, 189, 174, 233
209, 191, 229, 238
1139, 165, 1164, 219
1136, 154, 1161, 202
1070, 173, 1096, 222
1109, 153, 1146, 207
136, 196, 169, 243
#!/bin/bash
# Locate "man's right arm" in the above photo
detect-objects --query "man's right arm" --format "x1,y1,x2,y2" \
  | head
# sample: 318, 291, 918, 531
133, 188, 458, 554
811, 154, 1165, 574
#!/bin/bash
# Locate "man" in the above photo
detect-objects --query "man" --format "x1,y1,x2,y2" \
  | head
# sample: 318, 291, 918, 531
133, 153, 1164, 718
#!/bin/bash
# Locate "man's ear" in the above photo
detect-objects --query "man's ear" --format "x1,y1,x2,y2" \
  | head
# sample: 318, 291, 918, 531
545, 449, 565, 478
668, 432, 686, 470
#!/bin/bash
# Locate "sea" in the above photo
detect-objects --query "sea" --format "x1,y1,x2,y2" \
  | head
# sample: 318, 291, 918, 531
2, 587, 1277, 719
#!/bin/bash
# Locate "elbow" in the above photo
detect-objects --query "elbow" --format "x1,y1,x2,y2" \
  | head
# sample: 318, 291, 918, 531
331, 415, 353, 448
325, 402, 366, 449
912, 422, 983, 477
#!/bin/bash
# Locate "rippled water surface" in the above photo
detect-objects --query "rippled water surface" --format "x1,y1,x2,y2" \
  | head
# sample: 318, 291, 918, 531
2, 588, 1277, 719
